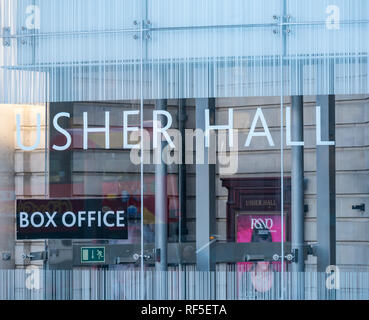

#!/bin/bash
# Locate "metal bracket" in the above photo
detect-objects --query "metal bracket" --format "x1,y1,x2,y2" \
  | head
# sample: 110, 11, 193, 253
19, 26, 29, 46
273, 245, 316, 262
272, 253, 294, 262
292, 248, 298, 263
245, 254, 265, 262
304, 204, 309, 214
2, 252, 11, 261
132, 20, 151, 40
132, 253, 152, 261
117, 252, 153, 264
272, 15, 280, 35
352, 203, 365, 212
22, 251, 48, 261
272, 14, 293, 35
309, 244, 318, 257
144, 20, 151, 40
155, 248, 161, 263
2, 27, 11, 47
133, 20, 140, 40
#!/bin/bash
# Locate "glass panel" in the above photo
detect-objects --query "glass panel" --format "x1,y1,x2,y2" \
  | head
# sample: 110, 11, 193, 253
145, 0, 281, 99
1, 0, 369, 301
48, 101, 145, 298
0, 103, 48, 294
141, 0, 286, 299
0, 0, 147, 300
1, 0, 143, 104
281, 0, 369, 299
285, 0, 369, 96
282, 92, 369, 299
140, 94, 287, 299
2, 0, 367, 105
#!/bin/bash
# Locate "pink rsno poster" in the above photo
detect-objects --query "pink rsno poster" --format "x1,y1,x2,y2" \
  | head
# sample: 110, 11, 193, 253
237, 214, 287, 272
237, 214, 286, 243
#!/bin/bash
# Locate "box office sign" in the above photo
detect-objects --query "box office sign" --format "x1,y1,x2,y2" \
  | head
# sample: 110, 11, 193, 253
16, 198, 128, 240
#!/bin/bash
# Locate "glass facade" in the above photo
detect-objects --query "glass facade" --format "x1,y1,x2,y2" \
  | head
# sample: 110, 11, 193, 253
0, 0, 368, 300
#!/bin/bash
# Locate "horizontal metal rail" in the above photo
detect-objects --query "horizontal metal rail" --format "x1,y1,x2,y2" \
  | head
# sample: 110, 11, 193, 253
64, 242, 300, 267
0, 19, 367, 39
3, 53, 368, 71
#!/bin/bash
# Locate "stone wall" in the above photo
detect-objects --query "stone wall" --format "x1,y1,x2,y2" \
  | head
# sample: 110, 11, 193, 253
14, 105, 46, 268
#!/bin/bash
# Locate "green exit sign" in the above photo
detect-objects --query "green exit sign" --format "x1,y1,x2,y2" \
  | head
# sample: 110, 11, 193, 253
81, 247, 105, 263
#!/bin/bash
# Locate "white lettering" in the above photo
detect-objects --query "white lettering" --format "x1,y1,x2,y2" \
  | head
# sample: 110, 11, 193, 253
19, 212, 29, 228
153, 111, 175, 149
245, 108, 274, 147
251, 218, 273, 230
316, 106, 335, 146
52, 112, 72, 151
45, 212, 57, 227
62, 211, 76, 227
16, 113, 41, 151
123, 110, 140, 149
116, 211, 125, 227
78, 211, 86, 227
83, 111, 110, 150
103, 211, 115, 227
205, 108, 234, 147
97, 211, 102, 227
30, 212, 44, 228
286, 107, 304, 146
87, 211, 96, 227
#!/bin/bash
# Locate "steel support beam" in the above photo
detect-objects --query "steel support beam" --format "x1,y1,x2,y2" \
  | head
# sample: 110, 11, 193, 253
155, 99, 168, 300
291, 95, 305, 272
316, 95, 336, 273
195, 98, 216, 272
155, 99, 168, 272
0, 105, 15, 269
178, 99, 188, 242
291, 95, 305, 300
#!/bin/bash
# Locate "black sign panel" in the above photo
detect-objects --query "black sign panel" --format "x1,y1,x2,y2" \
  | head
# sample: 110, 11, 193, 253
16, 198, 128, 240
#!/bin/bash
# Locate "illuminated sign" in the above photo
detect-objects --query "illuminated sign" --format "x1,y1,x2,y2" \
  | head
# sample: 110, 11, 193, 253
16, 198, 128, 240
81, 247, 105, 263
